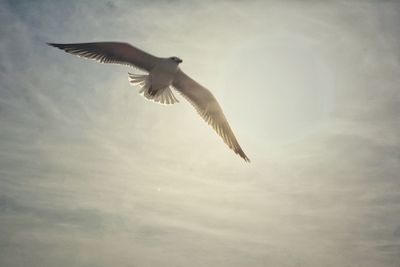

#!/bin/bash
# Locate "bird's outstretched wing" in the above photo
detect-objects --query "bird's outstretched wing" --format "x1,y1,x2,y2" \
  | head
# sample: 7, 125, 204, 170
47, 42, 159, 72
172, 69, 250, 162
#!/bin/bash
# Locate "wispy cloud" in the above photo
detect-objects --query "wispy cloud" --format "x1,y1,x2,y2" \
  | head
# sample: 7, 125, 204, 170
1, 0, 400, 266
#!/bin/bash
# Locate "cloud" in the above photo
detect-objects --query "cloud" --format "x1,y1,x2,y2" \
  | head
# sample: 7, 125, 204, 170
0, 0, 400, 266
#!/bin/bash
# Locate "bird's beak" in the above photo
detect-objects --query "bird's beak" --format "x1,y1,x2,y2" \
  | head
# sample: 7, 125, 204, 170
178, 59, 183, 63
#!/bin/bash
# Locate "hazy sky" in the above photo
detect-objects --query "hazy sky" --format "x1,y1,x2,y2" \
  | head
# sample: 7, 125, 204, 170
1, 0, 400, 266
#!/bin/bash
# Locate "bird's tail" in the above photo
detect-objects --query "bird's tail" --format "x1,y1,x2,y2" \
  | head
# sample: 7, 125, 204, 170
128, 73, 179, 105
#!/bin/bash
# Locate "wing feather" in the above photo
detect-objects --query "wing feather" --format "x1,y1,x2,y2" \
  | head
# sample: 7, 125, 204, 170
47, 42, 159, 72
172, 69, 250, 162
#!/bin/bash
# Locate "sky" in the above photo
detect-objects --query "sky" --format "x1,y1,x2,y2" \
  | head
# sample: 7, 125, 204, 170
0, 0, 400, 266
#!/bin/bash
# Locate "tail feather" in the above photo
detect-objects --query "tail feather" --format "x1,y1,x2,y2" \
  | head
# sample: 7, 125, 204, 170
128, 73, 179, 105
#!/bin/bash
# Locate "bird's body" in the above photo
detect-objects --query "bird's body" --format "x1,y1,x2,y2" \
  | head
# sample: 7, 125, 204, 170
48, 42, 250, 162
148, 57, 180, 95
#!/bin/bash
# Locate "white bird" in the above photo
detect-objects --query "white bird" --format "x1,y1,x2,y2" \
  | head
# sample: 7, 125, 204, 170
48, 42, 250, 162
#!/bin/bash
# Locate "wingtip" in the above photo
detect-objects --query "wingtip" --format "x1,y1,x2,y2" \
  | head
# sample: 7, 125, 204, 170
237, 150, 250, 163
46, 43, 64, 49
47, 43, 61, 49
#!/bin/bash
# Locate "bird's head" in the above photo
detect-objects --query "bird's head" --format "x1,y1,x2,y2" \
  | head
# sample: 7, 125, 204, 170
169, 56, 183, 64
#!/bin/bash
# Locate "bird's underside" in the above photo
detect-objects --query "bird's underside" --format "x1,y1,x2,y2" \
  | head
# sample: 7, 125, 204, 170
128, 73, 179, 105
48, 42, 250, 162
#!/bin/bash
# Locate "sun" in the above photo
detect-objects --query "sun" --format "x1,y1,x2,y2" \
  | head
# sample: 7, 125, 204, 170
223, 35, 334, 146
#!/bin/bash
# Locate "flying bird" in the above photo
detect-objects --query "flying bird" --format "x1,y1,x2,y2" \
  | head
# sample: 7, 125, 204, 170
48, 42, 250, 162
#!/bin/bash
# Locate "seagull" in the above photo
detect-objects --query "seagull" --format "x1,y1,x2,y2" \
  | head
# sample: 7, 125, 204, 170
48, 42, 250, 162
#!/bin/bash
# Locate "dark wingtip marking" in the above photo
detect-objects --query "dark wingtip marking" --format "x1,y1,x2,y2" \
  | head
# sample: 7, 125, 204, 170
46, 43, 66, 50
241, 153, 251, 163
236, 148, 250, 163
